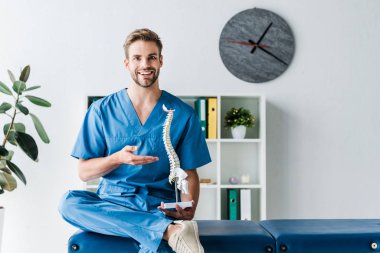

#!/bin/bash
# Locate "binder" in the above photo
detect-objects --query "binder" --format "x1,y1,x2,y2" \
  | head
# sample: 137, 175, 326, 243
207, 97, 217, 139
227, 189, 240, 220
194, 98, 207, 138
240, 189, 252, 220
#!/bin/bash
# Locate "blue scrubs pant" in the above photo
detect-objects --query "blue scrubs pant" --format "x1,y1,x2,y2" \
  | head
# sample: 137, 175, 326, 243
59, 190, 175, 253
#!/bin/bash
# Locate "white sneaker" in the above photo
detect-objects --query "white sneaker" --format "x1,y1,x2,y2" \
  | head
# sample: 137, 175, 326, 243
168, 221, 204, 253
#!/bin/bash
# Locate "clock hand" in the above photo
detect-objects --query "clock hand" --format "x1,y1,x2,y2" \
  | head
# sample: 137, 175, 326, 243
225, 40, 269, 48
248, 40, 288, 65
259, 47, 289, 66
251, 22, 273, 54
256, 22, 273, 45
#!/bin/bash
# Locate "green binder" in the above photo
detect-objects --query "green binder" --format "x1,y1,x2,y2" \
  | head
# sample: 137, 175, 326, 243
227, 189, 240, 220
194, 97, 207, 138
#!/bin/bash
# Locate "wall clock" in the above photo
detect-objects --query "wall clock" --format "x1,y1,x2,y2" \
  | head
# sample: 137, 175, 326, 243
219, 8, 295, 83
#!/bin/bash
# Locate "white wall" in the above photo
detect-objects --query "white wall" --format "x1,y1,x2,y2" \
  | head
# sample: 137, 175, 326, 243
0, 0, 379, 252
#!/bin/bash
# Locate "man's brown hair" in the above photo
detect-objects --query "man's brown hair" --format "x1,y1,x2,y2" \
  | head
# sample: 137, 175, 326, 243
123, 28, 163, 58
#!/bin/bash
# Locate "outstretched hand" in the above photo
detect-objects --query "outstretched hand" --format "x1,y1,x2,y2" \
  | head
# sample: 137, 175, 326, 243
158, 201, 196, 220
117, 145, 159, 165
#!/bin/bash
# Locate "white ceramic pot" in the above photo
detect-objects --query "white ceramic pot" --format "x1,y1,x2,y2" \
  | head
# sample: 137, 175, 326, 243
231, 125, 246, 139
0, 206, 4, 253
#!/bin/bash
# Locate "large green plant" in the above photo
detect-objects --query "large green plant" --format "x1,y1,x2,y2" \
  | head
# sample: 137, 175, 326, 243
0, 66, 51, 194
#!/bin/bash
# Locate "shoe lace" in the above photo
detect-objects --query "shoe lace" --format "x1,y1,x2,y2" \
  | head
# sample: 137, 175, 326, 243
175, 236, 191, 253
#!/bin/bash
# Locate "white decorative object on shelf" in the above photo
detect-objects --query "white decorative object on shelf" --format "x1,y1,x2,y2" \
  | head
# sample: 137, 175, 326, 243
231, 125, 246, 139
228, 176, 239, 184
241, 174, 251, 184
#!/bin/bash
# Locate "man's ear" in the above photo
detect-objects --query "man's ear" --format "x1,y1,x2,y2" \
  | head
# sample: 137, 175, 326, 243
124, 58, 129, 68
159, 55, 163, 67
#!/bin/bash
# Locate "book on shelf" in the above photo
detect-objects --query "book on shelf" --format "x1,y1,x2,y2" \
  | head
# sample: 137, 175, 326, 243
227, 188, 252, 220
207, 97, 217, 139
240, 189, 252, 220
194, 97, 207, 138
227, 189, 240, 220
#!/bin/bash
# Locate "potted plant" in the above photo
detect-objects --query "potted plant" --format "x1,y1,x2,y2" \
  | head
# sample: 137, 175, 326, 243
224, 107, 255, 139
0, 65, 51, 250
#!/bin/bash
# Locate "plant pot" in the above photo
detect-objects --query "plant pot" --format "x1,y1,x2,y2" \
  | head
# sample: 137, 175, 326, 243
231, 125, 246, 139
0, 206, 4, 253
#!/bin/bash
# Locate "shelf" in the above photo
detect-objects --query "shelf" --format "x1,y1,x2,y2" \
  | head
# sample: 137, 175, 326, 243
220, 184, 262, 189
219, 139, 261, 143
200, 184, 218, 189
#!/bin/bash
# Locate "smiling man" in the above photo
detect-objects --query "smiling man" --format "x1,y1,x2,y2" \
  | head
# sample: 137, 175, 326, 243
59, 28, 211, 253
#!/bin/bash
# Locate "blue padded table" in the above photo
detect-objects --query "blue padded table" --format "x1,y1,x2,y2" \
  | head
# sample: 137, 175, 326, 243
198, 220, 275, 253
68, 230, 140, 252
68, 220, 275, 253
260, 219, 380, 253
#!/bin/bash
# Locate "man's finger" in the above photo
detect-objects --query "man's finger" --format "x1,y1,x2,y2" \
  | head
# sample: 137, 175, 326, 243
130, 155, 159, 165
123, 145, 138, 152
161, 209, 179, 218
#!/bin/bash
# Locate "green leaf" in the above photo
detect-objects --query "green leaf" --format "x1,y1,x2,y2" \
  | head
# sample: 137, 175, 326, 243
0, 81, 13, 95
19, 65, 30, 82
0, 167, 12, 174
4, 150, 14, 161
0, 171, 17, 191
3, 123, 26, 146
7, 70, 16, 83
0, 146, 9, 156
0, 172, 7, 187
15, 131, 38, 161
6, 160, 26, 185
30, 113, 50, 143
25, 95, 51, 107
16, 103, 29, 115
0, 102, 12, 113
12, 80, 26, 94
24, 85, 41, 92
0, 159, 5, 168
3, 122, 26, 135
6, 132, 17, 146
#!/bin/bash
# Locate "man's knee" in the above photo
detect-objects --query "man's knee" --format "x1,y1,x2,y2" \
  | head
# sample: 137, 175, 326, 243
58, 190, 89, 218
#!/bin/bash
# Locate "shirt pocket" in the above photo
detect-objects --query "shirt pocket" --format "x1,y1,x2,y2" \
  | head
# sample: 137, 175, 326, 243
106, 136, 140, 155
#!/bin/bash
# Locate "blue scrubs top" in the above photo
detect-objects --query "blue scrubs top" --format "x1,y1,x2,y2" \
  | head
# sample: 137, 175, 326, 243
71, 89, 211, 211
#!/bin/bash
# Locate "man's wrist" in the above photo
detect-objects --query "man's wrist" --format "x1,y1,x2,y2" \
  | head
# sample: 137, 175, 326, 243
107, 152, 123, 167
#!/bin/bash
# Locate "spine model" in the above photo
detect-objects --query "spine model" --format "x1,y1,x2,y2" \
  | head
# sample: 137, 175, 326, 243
162, 104, 188, 201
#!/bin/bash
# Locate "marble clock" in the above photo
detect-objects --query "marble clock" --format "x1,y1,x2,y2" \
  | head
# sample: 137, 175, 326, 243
219, 8, 295, 83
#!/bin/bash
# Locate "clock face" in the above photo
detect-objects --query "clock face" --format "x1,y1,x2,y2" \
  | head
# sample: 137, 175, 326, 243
219, 8, 295, 83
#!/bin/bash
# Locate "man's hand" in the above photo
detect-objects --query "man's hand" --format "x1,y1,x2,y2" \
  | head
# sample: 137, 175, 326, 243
157, 201, 196, 220
116, 145, 159, 165
77, 145, 159, 182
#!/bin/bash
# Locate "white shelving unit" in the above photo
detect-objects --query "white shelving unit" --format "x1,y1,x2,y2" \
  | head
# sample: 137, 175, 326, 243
180, 94, 266, 221
84, 94, 266, 221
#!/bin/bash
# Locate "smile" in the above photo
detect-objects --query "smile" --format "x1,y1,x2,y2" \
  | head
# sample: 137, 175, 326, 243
138, 70, 154, 75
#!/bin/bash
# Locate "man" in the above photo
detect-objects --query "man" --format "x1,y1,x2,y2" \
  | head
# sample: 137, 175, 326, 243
59, 28, 211, 253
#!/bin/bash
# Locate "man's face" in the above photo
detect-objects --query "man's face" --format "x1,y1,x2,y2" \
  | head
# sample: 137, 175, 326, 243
124, 41, 163, 88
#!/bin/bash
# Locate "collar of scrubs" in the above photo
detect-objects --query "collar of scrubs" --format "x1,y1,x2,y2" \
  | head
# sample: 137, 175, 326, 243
121, 89, 171, 131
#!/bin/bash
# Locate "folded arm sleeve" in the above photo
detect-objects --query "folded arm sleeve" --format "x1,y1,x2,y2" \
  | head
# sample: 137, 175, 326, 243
176, 113, 211, 170
71, 104, 107, 159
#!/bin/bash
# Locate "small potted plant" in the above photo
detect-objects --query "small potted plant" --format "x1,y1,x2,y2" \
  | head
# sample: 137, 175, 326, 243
224, 107, 255, 139
0, 65, 51, 249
